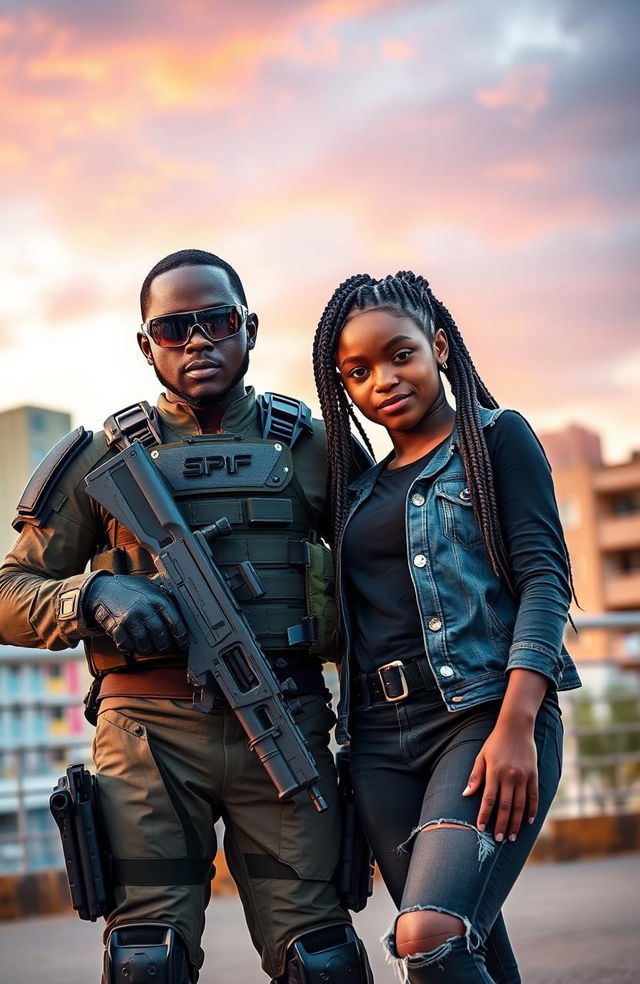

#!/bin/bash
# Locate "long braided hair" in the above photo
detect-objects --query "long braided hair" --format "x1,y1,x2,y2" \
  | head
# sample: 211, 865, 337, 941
313, 270, 515, 590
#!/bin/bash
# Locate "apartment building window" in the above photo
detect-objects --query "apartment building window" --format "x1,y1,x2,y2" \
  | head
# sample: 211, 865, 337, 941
50, 706, 67, 737
28, 664, 42, 696
27, 808, 60, 869
559, 497, 580, 529
3, 665, 21, 698
47, 662, 65, 694
29, 408, 47, 433
46, 747, 68, 774
603, 549, 640, 578
611, 492, 640, 516
619, 549, 640, 574
0, 813, 20, 873
622, 633, 640, 660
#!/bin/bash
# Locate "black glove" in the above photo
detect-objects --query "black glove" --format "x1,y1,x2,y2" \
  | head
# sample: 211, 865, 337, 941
82, 574, 189, 655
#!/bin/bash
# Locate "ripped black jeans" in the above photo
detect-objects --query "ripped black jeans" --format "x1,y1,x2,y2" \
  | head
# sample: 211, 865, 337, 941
349, 688, 563, 983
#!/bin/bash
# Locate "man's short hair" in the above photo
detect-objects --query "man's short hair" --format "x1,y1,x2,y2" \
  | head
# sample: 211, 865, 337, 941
140, 249, 248, 320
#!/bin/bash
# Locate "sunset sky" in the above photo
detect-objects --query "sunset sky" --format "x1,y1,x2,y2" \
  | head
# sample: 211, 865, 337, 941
1, 0, 637, 463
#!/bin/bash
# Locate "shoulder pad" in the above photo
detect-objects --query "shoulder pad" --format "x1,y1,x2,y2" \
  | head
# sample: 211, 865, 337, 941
103, 401, 162, 451
256, 392, 313, 448
13, 426, 93, 530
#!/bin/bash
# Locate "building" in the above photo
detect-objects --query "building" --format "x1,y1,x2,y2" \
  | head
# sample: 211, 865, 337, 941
540, 424, 640, 668
0, 645, 93, 873
0, 405, 72, 561
0, 406, 89, 873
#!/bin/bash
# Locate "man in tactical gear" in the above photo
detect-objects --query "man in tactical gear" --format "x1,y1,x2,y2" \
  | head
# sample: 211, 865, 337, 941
0, 250, 372, 984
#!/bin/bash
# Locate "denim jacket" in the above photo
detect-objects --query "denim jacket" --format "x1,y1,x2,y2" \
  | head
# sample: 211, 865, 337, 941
335, 407, 581, 743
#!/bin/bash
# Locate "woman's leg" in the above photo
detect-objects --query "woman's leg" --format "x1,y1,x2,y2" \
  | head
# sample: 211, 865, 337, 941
349, 698, 542, 983
350, 702, 427, 907
388, 698, 563, 983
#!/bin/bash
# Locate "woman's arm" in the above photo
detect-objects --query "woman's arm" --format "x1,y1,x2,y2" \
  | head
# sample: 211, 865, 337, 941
462, 411, 571, 840
463, 667, 548, 841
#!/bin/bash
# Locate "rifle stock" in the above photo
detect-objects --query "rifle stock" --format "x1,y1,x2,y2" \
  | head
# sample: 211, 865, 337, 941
85, 443, 327, 812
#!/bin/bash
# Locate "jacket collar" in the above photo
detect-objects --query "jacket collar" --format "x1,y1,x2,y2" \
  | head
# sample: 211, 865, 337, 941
156, 386, 258, 440
348, 406, 504, 493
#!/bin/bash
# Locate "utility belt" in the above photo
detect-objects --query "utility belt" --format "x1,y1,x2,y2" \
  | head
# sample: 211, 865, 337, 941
87, 652, 329, 716
351, 657, 438, 708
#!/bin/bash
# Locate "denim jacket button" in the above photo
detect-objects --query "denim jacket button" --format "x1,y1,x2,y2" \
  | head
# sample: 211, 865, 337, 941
413, 554, 427, 568
411, 493, 425, 507
459, 488, 471, 501
439, 665, 454, 678
428, 617, 442, 632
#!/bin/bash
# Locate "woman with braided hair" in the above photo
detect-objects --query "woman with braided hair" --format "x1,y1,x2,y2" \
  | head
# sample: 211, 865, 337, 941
312, 271, 581, 984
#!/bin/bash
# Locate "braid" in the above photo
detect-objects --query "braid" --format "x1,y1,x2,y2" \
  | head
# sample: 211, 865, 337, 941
313, 270, 578, 606
312, 269, 514, 591
396, 272, 513, 589
313, 274, 374, 551
395, 276, 512, 589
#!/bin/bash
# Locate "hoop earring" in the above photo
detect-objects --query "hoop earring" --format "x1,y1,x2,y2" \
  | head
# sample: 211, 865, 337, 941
441, 360, 448, 370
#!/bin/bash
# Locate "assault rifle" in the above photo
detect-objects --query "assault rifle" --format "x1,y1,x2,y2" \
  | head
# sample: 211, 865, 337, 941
84, 443, 328, 813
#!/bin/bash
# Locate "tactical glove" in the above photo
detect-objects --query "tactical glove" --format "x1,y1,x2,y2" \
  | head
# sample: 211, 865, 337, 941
81, 574, 189, 655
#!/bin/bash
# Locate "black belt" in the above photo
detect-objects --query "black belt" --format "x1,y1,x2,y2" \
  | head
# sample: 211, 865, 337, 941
351, 658, 434, 707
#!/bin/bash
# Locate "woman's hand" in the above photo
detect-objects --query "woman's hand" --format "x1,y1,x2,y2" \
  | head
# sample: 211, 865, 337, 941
462, 720, 538, 842
462, 668, 549, 842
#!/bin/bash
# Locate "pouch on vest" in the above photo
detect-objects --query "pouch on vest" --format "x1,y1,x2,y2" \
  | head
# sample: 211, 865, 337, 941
304, 541, 337, 661
86, 428, 337, 672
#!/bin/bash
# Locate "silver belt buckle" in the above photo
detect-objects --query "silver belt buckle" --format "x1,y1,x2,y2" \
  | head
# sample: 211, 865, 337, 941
377, 660, 409, 703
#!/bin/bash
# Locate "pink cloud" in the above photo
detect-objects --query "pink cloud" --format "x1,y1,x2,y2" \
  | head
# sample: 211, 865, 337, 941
476, 64, 552, 115
0, 1, 637, 465
379, 38, 415, 61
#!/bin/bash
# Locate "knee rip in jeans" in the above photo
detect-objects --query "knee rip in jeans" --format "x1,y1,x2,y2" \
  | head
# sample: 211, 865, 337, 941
382, 905, 481, 982
397, 817, 496, 867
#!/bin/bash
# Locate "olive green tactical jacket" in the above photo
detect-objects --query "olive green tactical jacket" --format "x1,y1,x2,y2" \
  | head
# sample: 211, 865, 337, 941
0, 387, 330, 652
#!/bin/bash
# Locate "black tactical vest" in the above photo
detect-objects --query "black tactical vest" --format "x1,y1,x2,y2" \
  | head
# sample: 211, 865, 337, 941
86, 398, 335, 676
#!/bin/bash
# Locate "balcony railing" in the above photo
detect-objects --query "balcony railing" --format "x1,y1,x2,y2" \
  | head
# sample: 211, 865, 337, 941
598, 512, 640, 551
1, 620, 639, 874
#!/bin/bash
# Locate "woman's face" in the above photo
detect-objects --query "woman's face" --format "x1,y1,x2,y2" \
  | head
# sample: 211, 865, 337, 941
335, 307, 448, 433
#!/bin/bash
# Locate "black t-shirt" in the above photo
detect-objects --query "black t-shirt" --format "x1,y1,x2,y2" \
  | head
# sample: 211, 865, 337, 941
342, 411, 570, 675
342, 445, 442, 671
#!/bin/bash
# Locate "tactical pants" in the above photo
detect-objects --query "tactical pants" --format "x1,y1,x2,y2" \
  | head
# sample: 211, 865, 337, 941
92, 694, 348, 980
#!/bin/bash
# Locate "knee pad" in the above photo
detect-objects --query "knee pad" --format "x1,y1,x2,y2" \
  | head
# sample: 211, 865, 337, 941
281, 921, 373, 984
103, 922, 193, 984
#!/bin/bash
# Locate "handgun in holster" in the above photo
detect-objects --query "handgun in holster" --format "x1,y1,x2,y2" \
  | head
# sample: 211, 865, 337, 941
335, 746, 374, 912
49, 763, 112, 921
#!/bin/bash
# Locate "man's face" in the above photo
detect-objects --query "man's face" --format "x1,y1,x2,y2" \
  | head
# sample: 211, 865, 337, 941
138, 264, 258, 407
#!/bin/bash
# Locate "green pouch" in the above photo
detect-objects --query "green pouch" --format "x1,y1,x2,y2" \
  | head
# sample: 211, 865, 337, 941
304, 541, 338, 661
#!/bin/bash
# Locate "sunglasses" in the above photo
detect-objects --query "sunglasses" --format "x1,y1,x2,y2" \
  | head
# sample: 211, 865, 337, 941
141, 304, 249, 348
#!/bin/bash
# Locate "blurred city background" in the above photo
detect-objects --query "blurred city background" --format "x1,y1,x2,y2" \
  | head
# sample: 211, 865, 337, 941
0, 404, 639, 983
1, 0, 638, 980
